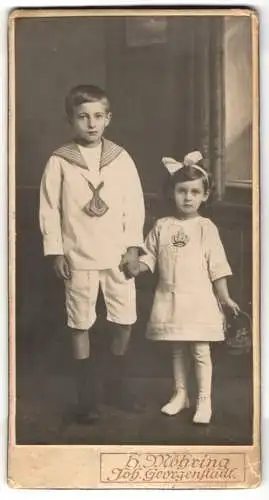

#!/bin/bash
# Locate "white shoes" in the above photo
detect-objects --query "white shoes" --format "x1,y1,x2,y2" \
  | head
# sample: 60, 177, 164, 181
161, 392, 212, 424
193, 396, 212, 424
161, 391, 190, 416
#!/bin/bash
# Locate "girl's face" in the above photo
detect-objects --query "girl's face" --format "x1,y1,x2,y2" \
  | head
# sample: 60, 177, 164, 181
173, 178, 209, 218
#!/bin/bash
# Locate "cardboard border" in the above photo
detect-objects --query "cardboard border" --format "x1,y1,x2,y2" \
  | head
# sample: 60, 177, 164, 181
7, 7, 260, 489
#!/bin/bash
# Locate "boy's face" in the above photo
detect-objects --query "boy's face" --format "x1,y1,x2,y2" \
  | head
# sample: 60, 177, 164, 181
174, 178, 209, 218
70, 100, 111, 146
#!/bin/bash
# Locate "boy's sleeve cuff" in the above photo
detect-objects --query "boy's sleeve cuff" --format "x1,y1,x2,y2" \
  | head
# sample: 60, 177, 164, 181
126, 241, 147, 256
43, 236, 64, 256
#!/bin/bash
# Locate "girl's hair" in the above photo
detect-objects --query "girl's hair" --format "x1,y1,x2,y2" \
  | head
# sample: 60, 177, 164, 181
65, 84, 110, 119
163, 162, 212, 202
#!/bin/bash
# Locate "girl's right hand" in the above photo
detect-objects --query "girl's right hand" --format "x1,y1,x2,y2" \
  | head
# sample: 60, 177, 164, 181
53, 255, 71, 280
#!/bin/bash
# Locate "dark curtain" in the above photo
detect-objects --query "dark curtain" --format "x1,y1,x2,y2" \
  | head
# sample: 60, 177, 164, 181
184, 17, 226, 200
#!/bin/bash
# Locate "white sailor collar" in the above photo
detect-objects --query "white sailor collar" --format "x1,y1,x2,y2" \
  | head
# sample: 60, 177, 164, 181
53, 138, 124, 170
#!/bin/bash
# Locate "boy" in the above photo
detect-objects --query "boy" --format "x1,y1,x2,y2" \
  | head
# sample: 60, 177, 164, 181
39, 85, 145, 423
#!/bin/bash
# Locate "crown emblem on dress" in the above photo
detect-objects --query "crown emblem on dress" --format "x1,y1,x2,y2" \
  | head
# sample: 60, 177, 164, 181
171, 228, 190, 247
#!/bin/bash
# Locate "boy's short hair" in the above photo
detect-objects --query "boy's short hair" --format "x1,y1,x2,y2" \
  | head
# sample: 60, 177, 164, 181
65, 85, 110, 118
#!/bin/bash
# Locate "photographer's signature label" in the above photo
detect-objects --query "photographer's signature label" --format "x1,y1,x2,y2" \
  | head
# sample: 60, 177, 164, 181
100, 453, 245, 484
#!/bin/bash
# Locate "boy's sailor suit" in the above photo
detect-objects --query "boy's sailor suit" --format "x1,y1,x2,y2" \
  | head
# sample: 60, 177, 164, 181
40, 138, 145, 329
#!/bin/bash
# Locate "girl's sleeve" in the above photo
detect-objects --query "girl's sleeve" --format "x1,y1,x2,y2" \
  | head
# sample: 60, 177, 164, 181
139, 222, 159, 273
39, 156, 64, 256
206, 221, 232, 281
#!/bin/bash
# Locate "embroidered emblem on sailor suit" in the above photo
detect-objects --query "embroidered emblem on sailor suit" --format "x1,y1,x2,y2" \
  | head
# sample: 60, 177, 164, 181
53, 139, 123, 217
84, 180, 109, 217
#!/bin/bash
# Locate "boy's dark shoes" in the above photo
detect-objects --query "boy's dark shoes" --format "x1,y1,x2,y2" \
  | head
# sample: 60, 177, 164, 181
60, 404, 100, 430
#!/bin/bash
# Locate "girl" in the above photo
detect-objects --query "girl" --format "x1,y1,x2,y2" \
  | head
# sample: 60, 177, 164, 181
138, 151, 240, 424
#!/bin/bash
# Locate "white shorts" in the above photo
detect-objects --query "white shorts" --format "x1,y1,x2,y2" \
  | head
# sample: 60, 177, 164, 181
64, 268, 137, 330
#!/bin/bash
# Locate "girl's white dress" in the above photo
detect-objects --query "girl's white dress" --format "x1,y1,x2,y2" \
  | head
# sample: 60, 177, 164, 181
141, 216, 232, 342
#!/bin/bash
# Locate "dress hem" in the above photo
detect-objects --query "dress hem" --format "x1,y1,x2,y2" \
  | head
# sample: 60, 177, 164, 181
146, 324, 225, 342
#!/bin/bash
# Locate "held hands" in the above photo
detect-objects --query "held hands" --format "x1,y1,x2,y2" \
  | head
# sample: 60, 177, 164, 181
53, 255, 71, 280
119, 247, 140, 279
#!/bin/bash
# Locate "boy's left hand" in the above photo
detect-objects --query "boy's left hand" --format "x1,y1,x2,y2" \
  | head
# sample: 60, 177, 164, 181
119, 247, 140, 279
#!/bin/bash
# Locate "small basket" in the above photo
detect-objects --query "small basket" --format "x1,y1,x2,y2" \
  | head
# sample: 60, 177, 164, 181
225, 310, 252, 356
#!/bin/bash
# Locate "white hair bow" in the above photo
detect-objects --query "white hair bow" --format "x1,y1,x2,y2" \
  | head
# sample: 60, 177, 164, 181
162, 151, 207, 177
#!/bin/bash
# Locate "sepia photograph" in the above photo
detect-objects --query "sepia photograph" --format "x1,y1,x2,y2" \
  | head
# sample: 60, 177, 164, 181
8, 8, 260, 489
